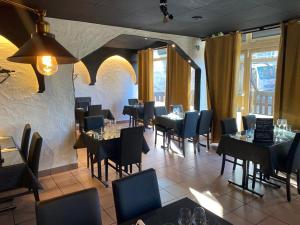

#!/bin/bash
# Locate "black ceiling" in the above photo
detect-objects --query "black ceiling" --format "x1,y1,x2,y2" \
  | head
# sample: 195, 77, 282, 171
8, 0, 300, 37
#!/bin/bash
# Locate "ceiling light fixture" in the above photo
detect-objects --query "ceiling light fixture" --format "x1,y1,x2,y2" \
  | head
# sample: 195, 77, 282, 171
2, 0, 78, 76
160, 0, 173, 23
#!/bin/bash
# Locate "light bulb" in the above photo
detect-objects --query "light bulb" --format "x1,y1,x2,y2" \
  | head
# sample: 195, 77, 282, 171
36, 56, 58, 76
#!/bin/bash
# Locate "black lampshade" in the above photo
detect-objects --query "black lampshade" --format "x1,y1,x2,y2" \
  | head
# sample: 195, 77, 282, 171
7, 32, 79, 64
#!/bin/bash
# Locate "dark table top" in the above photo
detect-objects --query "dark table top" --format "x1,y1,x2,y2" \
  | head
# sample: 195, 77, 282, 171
217, 130, 295, 175
120, 198, 232, 225
155, 113, 184, 132
0, 136, 16, 149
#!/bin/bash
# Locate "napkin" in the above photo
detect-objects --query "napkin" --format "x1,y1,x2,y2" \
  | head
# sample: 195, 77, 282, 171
136, 219, 146, 225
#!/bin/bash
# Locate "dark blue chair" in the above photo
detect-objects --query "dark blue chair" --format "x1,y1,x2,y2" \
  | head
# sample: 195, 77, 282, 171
112, 169, 161, 224
168, 111, 199, 156
36, 188, 102, 225
128, 98, 138, 105
88, 105, 102, 116
154, 106, 168, 145
20, 124, 31, 160
196, 110, 213, 151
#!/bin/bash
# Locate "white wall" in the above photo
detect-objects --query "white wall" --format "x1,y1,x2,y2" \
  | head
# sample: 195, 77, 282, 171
74, 56, 138, 121
0, 36, 76, 171
0, 17, 206, 171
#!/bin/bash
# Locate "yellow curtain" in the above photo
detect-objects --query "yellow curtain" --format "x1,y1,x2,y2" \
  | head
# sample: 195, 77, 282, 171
138, 48, 154, 102
205, 33, 241, 142
166, 45, 191, 111
274, 21, 300, 130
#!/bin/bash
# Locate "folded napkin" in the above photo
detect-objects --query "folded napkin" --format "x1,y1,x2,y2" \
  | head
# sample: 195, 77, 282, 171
136, 219, 146, 225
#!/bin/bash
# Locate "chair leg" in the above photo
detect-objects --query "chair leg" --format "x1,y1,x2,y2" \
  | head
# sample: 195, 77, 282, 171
97, 158, 102, 179
233, 158, 237, 171
105, 159, 108, 182
207, 132, 210, 150
163, 132, 165, 147
286, 174, 291, 202
182, 138, 185, 157
138, 163, 142, 172
155, 129, 157, 145
221, 154, 226, 175
252, 164, 257, 189
130, 164, 133, 173
297, 170, 300, 195
90, 155, 94, 177
119, 165, 123, 178
87, 151, 89, 168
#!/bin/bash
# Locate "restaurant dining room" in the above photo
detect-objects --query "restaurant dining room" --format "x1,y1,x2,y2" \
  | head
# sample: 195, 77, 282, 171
1, 0, 300, 225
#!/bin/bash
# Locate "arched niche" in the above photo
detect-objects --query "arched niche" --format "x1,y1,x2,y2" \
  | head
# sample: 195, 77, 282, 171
73, 61, 91, 84
0, 35, 38, 93
96, 55, 137, 84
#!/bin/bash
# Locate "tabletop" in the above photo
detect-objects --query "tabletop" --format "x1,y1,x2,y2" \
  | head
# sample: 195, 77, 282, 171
0, 136, 16, 149
120, 198, 232, 225
155, 113, 184, 132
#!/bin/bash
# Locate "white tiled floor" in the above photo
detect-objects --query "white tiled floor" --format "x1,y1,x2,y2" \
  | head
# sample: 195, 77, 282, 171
1, 127, 299, 225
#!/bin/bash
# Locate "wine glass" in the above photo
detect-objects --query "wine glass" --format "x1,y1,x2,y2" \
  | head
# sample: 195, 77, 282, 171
282, 119, 287, 130
277, 119, 282, 129
192, 207, 207, 225
178, 208, 192, 225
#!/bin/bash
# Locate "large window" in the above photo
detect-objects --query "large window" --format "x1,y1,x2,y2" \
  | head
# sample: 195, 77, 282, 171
237, 33, 280, 118
153, 48, 167, 106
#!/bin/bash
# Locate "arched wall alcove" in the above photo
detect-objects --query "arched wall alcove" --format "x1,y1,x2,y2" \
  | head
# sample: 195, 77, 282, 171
74, 55, 138, 120
73, 61, 91, 85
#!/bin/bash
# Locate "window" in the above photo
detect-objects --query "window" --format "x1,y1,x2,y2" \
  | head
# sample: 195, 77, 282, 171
237, 33, 280, 118
190, 67, 195, 110
153, 48, 167, 106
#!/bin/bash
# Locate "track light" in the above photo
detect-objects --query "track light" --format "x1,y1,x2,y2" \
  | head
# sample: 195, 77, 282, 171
160, 0, 173, 23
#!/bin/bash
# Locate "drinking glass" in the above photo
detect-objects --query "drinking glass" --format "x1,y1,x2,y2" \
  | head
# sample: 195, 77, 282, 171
277, 119, 282, 129
178, 208, 192, 225
282, 119, 287, 130
192, 207, 207, 225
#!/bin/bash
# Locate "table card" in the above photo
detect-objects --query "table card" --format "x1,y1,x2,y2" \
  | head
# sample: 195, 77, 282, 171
254, 118, 274, 143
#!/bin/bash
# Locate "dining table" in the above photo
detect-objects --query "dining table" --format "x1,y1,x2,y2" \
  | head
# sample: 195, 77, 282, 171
155, 113, 184, 132
0, 136, 40, 212
74, 124, 150, 187
122, 104, 144, 126
120, 197, 232, 225
217, 129, 295, 196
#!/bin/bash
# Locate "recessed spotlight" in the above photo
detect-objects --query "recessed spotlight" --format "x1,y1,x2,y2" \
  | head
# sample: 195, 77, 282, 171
171, 44, 176, 48
144, 37, 148, 40
192, 16, 203, 20
188, 60, 191, 63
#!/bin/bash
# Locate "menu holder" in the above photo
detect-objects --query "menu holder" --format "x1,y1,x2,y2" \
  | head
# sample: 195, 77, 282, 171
254, 118, 274, 143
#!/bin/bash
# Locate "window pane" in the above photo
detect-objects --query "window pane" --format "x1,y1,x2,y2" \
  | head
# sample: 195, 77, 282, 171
153, 48, 167, 106
249, 50, 278, 116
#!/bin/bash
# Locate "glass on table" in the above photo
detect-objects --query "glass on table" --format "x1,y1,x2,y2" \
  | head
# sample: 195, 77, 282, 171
282, 119, 287, 130
192, 207, 207, 225
178, 208, 192, 225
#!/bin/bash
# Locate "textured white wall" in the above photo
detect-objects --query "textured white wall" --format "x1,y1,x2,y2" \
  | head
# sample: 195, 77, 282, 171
0, 36, 76, 171
74, 56, 138, 121
0, 17, 204, 171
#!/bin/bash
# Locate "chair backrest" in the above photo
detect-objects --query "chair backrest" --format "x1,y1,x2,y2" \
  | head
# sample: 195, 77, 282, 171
20, 124, 31, 160
172, 104, 184, 113
112, 169, 161, 224
154, 106, 168, 117
128, 98, 139, 106
75, 97, 91, 110
27, 132, 43, 178
88, 105, 102, 116
119, 126, 144, 165
84, 116, 104, 132
221, 118, 238, 135
287, 133, 300, 172
36, 188, 102, 225
242, 115, 256, 130
197, 110, 213, 135
143, 101, 155, 121
182, 111, 199, 138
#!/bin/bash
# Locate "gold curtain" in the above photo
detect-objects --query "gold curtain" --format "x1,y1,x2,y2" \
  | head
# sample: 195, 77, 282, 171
166, 45, 191, 111
274, 21, 300, 130
138, 48, 154, 102
205, 33, 242, 142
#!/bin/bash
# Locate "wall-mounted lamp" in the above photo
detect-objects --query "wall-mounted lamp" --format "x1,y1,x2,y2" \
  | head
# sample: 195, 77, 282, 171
2, 0, 79, 76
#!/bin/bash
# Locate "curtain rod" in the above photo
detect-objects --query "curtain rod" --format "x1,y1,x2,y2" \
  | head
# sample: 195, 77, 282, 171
201, 22, 282, 40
